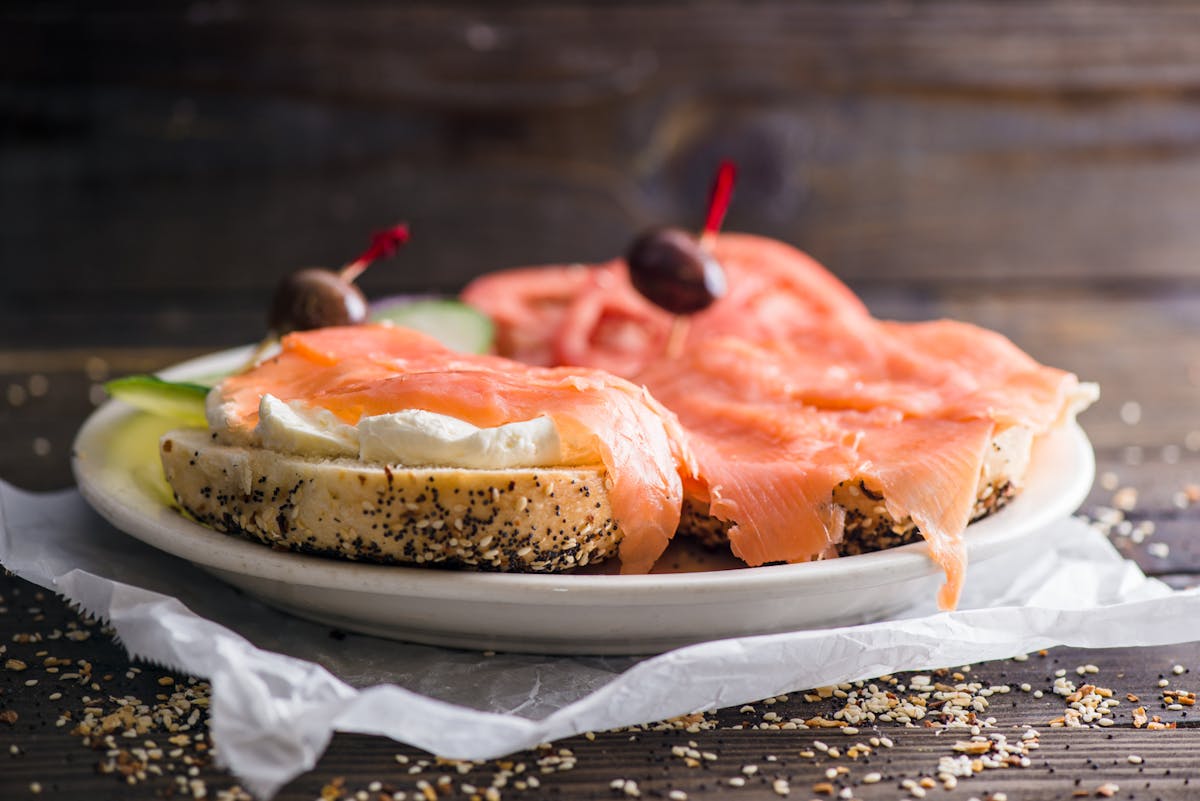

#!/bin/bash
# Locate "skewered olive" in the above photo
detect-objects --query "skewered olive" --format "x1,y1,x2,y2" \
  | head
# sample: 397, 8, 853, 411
267, 268, 368, 335
625, 226, 727, 315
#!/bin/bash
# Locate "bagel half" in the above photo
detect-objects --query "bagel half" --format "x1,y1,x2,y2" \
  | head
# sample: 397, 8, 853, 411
684, 423, 1032, 558
160, 428, 619, 572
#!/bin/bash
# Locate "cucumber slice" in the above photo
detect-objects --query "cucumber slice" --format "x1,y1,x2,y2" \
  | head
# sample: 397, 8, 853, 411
105, 376, 210, 427
369, 298, 494, 354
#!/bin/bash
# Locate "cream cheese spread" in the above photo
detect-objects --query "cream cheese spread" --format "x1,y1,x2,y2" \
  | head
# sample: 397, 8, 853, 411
255, 394, 360, 458
357, 410, 561, 469
226, 394, 565, 469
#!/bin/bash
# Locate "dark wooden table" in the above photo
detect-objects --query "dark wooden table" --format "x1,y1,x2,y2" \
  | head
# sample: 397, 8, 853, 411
8, 3, 1200, 797
3, 284, 1200, 801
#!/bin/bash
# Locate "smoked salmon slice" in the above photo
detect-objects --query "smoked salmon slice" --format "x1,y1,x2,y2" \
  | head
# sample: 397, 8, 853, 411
463, 233, 1092, 609
210, 325, 696, 575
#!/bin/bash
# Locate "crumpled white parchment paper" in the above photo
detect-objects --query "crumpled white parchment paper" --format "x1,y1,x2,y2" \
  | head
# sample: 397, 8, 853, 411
1, 480, 1194, 798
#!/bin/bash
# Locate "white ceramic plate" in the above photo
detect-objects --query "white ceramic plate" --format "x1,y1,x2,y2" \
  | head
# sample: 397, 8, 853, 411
73, 347, 1095, 655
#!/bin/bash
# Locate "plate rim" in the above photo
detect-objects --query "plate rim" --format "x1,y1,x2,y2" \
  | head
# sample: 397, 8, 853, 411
72, 346, 1096, 606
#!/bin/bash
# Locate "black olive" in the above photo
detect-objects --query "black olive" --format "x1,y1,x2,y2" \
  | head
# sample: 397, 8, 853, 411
625, 226, 727, 315
267, 268, 368, 335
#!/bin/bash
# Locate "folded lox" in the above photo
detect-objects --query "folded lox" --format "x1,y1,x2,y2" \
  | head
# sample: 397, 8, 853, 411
167, 326, 696, 575
463, 233, 1096, 609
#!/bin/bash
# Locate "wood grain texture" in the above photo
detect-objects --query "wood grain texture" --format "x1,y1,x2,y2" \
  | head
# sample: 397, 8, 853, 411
9, 1, 1200, 303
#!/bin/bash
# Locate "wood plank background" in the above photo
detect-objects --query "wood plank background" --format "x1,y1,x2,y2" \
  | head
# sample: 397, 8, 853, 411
6, 0, 1200, 340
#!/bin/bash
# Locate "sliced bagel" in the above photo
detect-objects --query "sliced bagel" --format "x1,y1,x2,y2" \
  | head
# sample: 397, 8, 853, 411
681, 478, 1017, 557
680, 424, 1033, 558
160, 428, 619, 572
